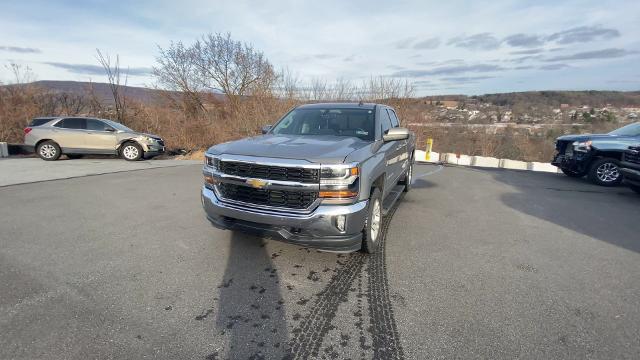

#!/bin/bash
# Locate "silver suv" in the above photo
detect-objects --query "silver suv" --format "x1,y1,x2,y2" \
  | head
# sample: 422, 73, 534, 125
24, 117, 165, 161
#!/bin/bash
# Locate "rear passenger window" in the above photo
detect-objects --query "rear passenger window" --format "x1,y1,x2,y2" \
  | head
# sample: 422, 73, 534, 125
380, 109, 392, 135
388, 109, 400, 127
87, 119, 110, 131
54, 118, 86, 129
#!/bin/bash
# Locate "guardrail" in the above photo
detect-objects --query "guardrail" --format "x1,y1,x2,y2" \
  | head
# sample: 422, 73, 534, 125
414, 150, 560, 173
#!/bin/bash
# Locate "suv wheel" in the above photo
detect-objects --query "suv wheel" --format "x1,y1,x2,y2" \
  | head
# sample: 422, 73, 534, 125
588, 158, 622, 186
121, 142, 143, 161
37, 141, 61, 161
362, 188, 382, 254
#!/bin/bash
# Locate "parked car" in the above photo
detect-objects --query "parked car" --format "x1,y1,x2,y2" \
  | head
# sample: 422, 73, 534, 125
620, 145, 640, 194
24, 117, 165, 161
551, 122, 640, 186
201, 103, 416, 253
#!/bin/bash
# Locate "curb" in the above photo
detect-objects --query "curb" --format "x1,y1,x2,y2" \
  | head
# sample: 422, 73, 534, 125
414, 150, 560, 173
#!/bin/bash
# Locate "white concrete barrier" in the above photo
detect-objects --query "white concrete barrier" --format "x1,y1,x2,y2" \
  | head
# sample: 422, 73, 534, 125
445, 153, 472, 166
499, 159, 528, 170
0, 142, 8, 158
414, 149, 440, 163
471, 156, 500, 168
528, 162, 561, 173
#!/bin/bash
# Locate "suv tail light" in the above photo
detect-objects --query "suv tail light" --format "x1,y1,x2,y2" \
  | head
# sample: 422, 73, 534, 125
24, 127, 32, 135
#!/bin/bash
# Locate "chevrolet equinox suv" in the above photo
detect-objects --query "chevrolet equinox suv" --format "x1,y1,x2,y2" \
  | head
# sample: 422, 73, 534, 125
24, 117, 165, 161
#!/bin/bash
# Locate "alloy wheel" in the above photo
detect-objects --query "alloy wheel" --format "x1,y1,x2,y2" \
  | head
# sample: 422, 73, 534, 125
123, 145, 139, 160
596, 162, 620, 183
40, 144, 56, 159
370, 198, 381, 242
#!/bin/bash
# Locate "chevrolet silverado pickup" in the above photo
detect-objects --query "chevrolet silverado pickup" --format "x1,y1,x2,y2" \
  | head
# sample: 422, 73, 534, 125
201, 103, 416, 253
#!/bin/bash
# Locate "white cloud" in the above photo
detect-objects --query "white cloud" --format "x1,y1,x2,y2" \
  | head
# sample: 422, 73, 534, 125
1, 0, 639, 94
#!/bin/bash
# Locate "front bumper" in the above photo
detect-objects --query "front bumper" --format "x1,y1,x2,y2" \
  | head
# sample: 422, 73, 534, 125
551, 151, 593, 173
142, 143, 165, 157
620, 161, 640, 186
201, 186, 368, 252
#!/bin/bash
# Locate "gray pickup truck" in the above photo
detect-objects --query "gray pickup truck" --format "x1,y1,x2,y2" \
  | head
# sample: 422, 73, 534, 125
201, 102, 416, 253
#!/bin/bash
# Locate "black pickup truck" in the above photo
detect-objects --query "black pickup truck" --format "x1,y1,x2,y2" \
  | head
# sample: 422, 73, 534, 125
620, 145, 640, 194
552, 122, 640, 186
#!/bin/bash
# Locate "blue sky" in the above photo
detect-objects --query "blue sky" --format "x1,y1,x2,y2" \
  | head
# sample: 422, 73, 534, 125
1, 0, 639, 95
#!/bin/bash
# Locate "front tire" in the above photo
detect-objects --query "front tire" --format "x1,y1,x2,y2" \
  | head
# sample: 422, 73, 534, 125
362, 188, 382, 254
36, 140, 61, 161
400, 160, 413, 192
120, 142, 143, 161
588, 158, 622, 186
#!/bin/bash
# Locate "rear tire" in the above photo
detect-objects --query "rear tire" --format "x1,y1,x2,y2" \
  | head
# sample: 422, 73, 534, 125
36, 140, 61, 161
120, 142, 143, 161
587, 158, 622, 186
561, 168, 585, 178
361, 188, 382, 254
400, 160, 413, 193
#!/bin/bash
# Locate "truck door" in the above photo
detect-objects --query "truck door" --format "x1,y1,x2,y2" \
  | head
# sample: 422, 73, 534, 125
387, 109, 409, 176
379, 109, 405, 194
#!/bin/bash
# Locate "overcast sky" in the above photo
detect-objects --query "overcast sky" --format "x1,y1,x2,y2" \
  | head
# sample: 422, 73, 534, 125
1, 0, 639, 95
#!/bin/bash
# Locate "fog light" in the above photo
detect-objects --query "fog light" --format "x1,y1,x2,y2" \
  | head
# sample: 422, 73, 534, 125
335, 215, 346, 232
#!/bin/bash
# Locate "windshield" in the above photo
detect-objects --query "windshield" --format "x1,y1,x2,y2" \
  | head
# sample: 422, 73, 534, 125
609, 122, 640, 136
271, 108, 375, 141
103, 119, 134, 132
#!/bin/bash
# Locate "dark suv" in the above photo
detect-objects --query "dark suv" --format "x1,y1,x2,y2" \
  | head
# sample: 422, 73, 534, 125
620, 146, 640, 194
552, 122, 640, 186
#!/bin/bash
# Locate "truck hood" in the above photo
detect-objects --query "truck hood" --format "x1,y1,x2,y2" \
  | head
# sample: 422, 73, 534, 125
206, 134, 372, 164
556, 133, 617, 142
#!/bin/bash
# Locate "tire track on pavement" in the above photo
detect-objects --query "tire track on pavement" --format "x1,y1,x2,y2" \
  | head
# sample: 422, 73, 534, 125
287, 197, 405, 360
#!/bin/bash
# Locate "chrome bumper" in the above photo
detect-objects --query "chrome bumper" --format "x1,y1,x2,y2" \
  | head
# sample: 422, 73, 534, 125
201, 186, 368, 252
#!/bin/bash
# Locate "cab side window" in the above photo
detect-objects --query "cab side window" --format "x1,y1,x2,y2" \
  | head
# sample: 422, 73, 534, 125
380, 108, 393, 137
54, 118, 87, 129
388, 109, 400, 128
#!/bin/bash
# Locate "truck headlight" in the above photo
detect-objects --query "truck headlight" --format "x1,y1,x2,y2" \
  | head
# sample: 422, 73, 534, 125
205, 155, 219, 170
572, 140, 592, 152
319, 164, 359, 199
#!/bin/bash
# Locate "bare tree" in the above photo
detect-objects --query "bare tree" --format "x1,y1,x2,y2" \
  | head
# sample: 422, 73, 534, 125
154, 41, 206, 114
96, 49, 127, 123
190, 33, 276, 110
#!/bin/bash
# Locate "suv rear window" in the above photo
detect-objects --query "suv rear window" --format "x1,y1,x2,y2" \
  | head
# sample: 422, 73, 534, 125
54, 118, 87, 130
29, 118, 56, 127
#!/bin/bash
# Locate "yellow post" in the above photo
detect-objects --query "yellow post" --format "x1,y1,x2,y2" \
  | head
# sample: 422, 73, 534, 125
425, 138, 433, 161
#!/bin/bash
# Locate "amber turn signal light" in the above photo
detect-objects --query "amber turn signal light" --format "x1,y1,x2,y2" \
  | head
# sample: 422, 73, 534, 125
319, 190, 358, 198
204, 175, 217, 185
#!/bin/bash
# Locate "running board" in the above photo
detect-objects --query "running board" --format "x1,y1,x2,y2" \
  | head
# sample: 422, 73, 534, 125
382, 184, 405, 216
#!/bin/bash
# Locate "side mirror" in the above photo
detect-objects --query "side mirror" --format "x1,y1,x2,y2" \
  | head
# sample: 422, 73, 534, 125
261, 125, 273, 134
105, 127, 116, 132
383, 127, 410, 142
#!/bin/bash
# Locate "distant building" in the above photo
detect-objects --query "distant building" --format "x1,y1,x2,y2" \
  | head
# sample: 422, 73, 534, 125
560, 103, 570, 109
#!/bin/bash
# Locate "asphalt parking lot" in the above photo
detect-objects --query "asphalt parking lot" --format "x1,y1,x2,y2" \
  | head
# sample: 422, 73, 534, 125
1, 160, 639, 359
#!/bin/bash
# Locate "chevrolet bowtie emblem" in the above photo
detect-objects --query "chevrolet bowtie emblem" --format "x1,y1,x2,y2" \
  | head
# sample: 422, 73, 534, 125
246, 178, 268, 189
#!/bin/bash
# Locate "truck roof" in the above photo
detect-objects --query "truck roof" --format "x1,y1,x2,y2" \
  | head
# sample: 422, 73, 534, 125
296, 102, 378, 110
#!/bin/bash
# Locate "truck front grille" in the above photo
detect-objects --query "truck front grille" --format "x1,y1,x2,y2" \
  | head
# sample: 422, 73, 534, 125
624, 147, 640, 164
219, 161, 319, 183
217, 183, 318, 209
